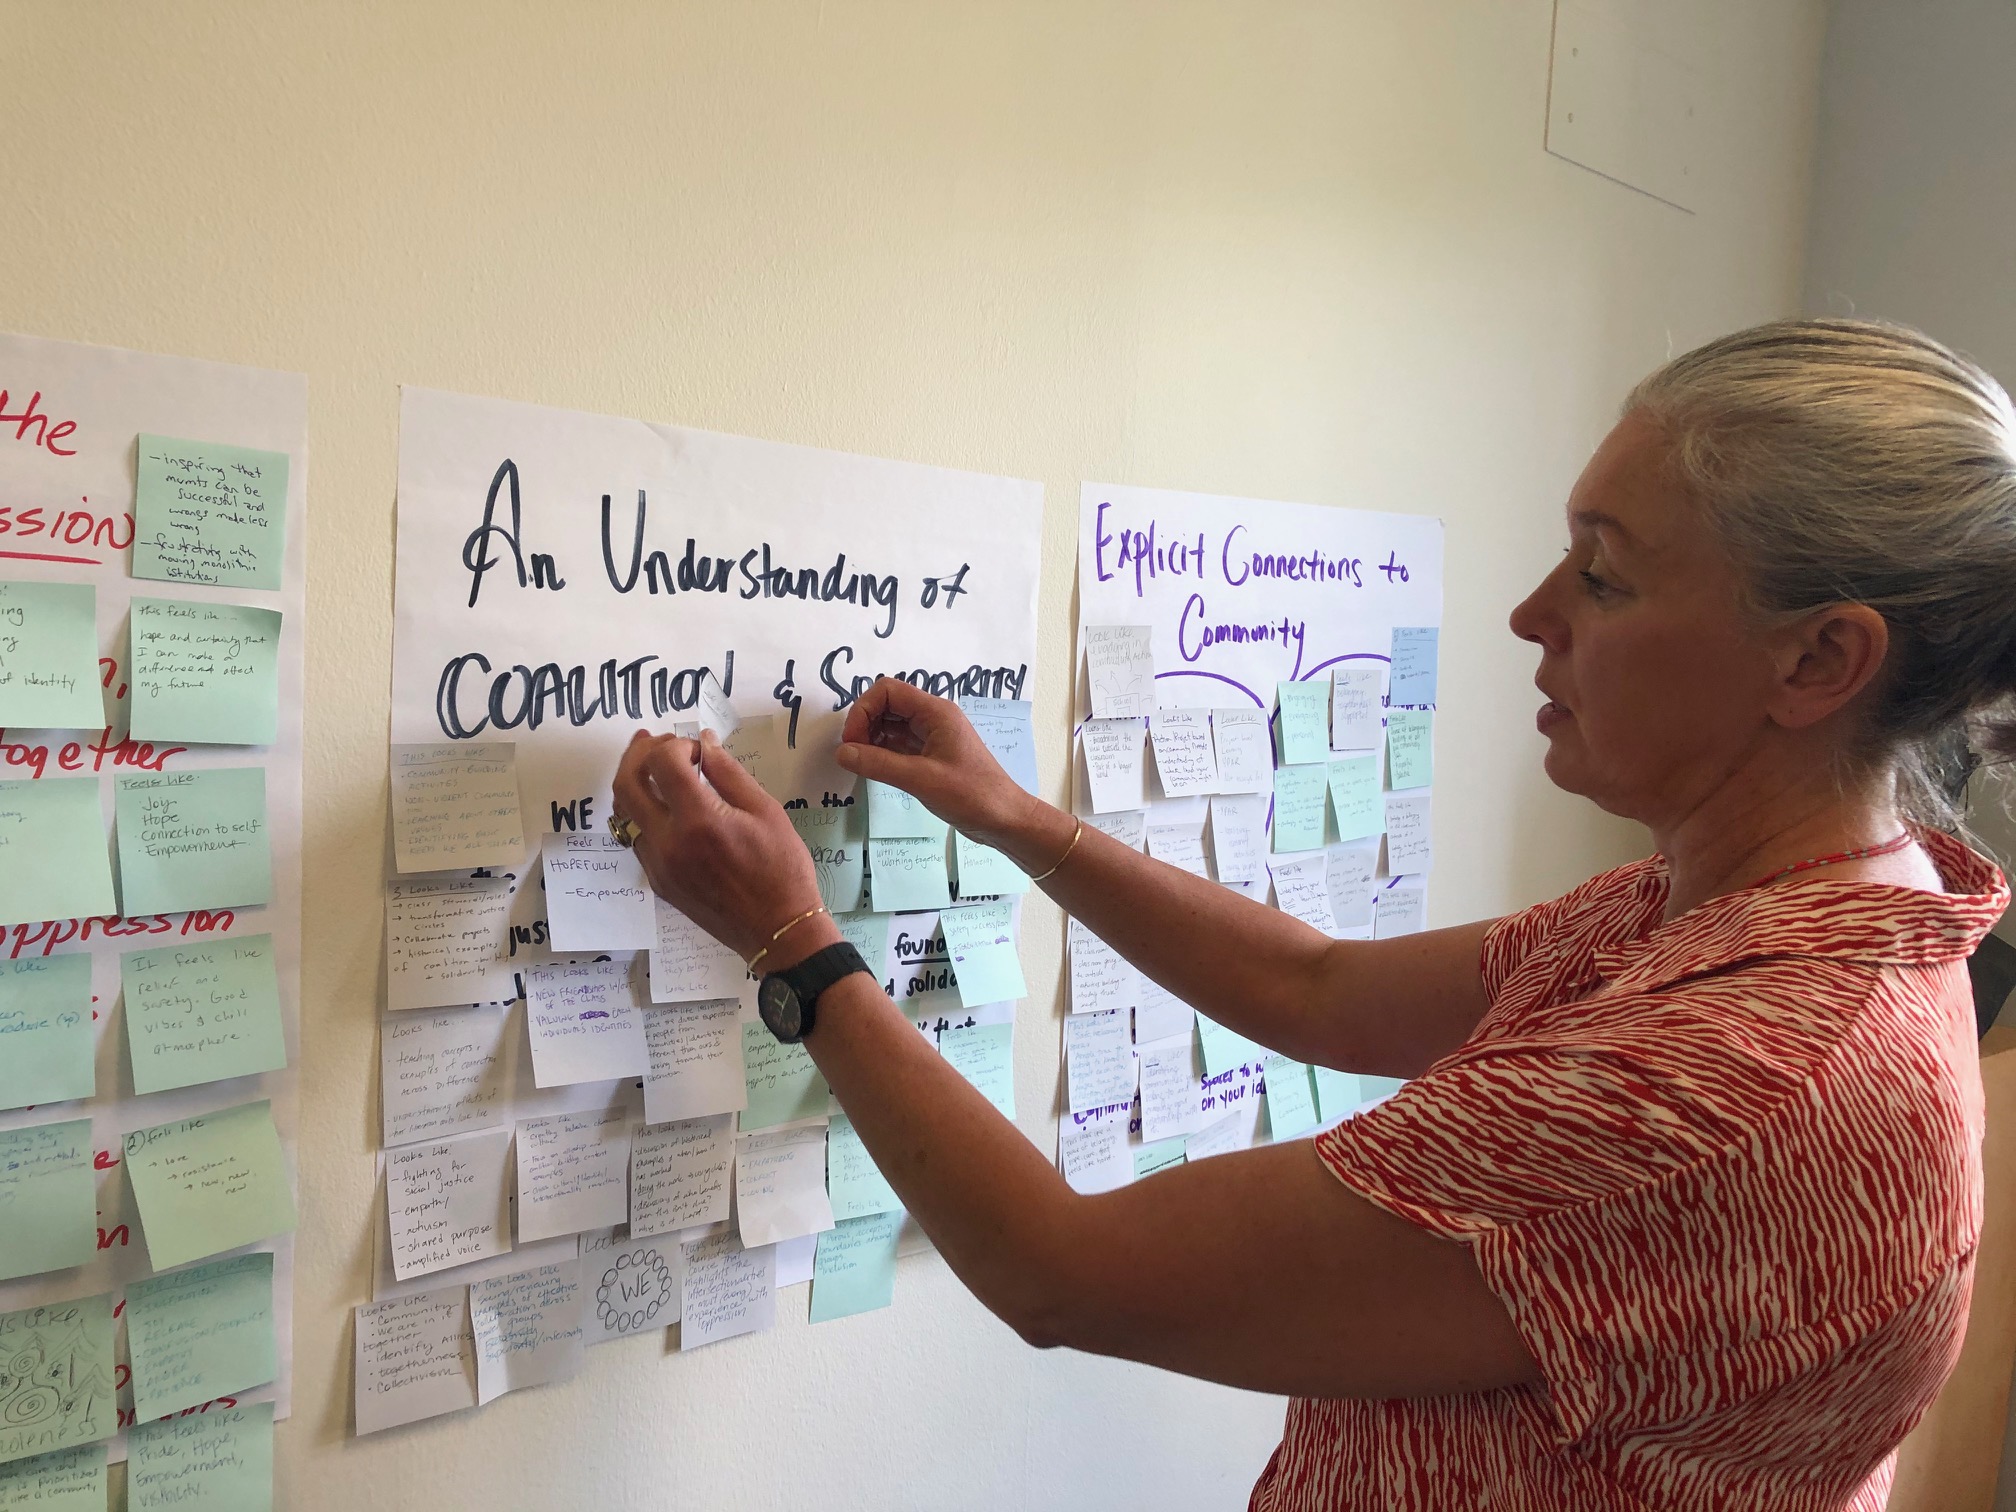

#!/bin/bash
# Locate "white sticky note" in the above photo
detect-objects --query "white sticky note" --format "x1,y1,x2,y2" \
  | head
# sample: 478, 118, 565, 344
353, 1286, 477, 1436
1083, 625, 1156, 718
469, 1262, 584, 1405
385, 876, 516, 1012
1374, 882, 1429, 939
1084, 809, 1147, 851
1065, 1008, 1136, 1114
680, 1231, 776, 1349
380, 1005, 512, 1148
580, 1227, 683, 1345
1184, 1112, 1245, 1163
642, 999, 747, 1123
735, 1126, 835, 1249
1329, 665, 1385, 751
1145, 822, 1209, 879
515, 1108, 631, 1243
1384, 792, 1433, 873
524, 959, 647, 1087
542, 833, 655, 952
648, 897, 747, 1003
723, 714, 780, 794
1210, 707, 1272, 794
1209, 793, 1270, 887
1269, 853, 1337, 934
1138, 1036, 1204, 1142
390, 742, 524, 873
629, 1114, 735, 1236
692, 670, 741, 742
1058, 1113, 1132, 1194
1326, 842, 1379, 931
1148, 709, 1217, 798
1081, 718, 1147, 814
1068, 918, 1142, 1016
386, 1129, 513, 1281
1134, 978, 1194, 1046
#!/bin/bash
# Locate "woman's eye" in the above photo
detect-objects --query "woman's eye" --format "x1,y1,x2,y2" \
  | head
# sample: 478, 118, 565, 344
1578, 569, 1612, 597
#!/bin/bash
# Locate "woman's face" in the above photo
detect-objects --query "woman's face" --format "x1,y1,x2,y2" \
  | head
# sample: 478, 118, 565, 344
1509, 413, 1780, 829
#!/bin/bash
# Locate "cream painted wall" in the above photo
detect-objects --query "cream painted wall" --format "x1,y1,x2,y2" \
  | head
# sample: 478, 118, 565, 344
0, 3, 1825, 1507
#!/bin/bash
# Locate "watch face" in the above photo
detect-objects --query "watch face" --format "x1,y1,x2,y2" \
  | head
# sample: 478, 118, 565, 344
758, 976, 804, 1042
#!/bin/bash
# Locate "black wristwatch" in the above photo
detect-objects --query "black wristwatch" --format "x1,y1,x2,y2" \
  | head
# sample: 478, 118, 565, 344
757, 942, 871, 1044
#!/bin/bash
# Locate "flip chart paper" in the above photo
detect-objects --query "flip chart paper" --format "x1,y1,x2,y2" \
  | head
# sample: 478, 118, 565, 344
867, 836, 951, 912
789, 805, 866, 914
0, 1122, 95, 1281
1385, 792, 1434, 873
961, 696, 1039, 793
542, 833, 654, 952
939, 900, 1025, 1007
1385, 707, 1433, 790
1326, 842, 1379, 930
128, 598, 281, 745
680, 1231, 776, 1349
121, 934, 285, 1095
1196, 1014, 1268, 1079
1148, 709, 1217, 797
524, 959, 647, 1087
0, 1296, 115, 1466
649, 898, 746, 1003
864, 781, 946, 841
388, 743, 523, 873
1271, 765, 1328, 853
125, 1252, 275, 1420
1081, 718, 1147, 814
1375, 883, 1429, 939
1134, 1137, 1188, 1179
115, 767, 272, 915
515, 1108, 631, 1243
1327, 754, 1383, 843
735, 1127, 834, 1248
353, 1286, 476, 1435
1138, 1037, 1203, 1142
642, 999, 747, 1123
0, 582, 102, 730
630, 1115, 734, 1235
124, 1100, 295, 1272
0, 1443, 105, 1508
134, 434, 288, 591
0, 779, 115, 927
1314, 1066, 1362, 1123
810, 1212, 900, 1323
385, 876, 515, 1011
1208, 793, 1269, 887
127, 1402, 274, 1512
1135, 978, 1194, 1046
1084, 809, 1147, 851
740, 1026, 829, 1130
469, 1263, 584, 1405
952, 830, 1029, 899
1065, 1009, 1135, 1114
939, 1022, 1015, 1117
580, 1227, 683, 1344
1145, 821, 1208, 878
381, 1005, 510, 1147
826, 1113, 901, 1220
1388, 626, 1439, 705
1083, 625, 1156, 718
1058, 1112, 1131, 1195
1329, 664, 1384, 750
1275, 681, 1330, 766
1265, 1055, 1320, 1140
1269, 854, 1337, 933
385, 1128, 513, 1281
1210, 708, 1272, 794
1067, 919, 1141, 1016
0, 955, 93, 1110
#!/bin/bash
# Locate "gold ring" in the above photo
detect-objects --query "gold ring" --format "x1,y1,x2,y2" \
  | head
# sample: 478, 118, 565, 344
608, 813, 643, 848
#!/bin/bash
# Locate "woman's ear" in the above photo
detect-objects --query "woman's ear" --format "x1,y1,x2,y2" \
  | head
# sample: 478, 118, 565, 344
1766, 603, 1891, 730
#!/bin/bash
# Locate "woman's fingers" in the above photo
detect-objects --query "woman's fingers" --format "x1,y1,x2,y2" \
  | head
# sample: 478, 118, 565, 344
834, 738, 921, 788
613, 730, 671, 834
639, 734, 719, 824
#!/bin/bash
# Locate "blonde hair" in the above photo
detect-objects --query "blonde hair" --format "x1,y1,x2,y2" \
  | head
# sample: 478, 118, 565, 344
1626, 318, 2016, 827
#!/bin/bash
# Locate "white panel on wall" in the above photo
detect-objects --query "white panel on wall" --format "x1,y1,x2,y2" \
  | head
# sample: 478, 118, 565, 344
1546, 0, 1703, 212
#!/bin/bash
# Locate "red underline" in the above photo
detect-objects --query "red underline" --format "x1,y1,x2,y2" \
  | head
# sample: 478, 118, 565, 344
0, 549, 104, 566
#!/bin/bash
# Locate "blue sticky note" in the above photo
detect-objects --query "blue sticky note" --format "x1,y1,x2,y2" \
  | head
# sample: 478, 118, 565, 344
0, 1119, 96, 1281
960, 697, 1039, 794
134, 435, 289, 593
1271, 765, 1328, 853
0, 778, 117, 928
1326, 755, 1383, 843
939, 1022, 1015, 1117
115, 767, 271, 915
1388, 627, 1439, 705
0, 955, 95, 1110
826, 1113, 901, 1220
810, 1212, 901, 1323
938, 901, 1027, 1007
1264, 1055, 1319, 1140
0, 581, 104, 730
864, 781, 946, 841
1275, 681, 1330, 767
867, 836, 952, 912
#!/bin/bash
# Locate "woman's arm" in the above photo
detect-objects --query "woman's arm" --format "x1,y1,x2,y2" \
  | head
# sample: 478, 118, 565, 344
837, 678, 1491, 1078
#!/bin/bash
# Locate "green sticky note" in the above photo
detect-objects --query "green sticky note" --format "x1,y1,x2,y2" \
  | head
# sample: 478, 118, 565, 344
867, 836, 951, 912
1326, 754, 1383, 842
1358, 1074, 1405, 1106
1195, 1014, 1267, 1078
0, 1295, 116, 1465
1385, 708, 1433, 791
128, 599, 281, 747
0, 1443, 107, 1509
833, 910, 888, 976
121, 934, 285, 1096
788, 804, 865, 914
1270, 765, 1327, 853
126, 1252, 276, 1421
1264, 1055, 1319, 1140
0, 956, 95, 1110
0, 581, 103, 730
952, 830, 1030, 899
115, 767, 271, 915
127, 1401, 273, 1512
123, 1100, 295, 1272
938, 901, 1026, 1007
826, 1112, 901, 1220
740, 1025, 829, 1130
809, 1212, 900, 1324
0, 778, 116, 928
1275, 681, 1330, 767
0, 1120, 96, 1281
1133, 1137, 1187, 1179
864, 780, 946, 841
1314, 1066, 1361, 1123
939, 1022, 1015, 1117
134, 435, 289, 593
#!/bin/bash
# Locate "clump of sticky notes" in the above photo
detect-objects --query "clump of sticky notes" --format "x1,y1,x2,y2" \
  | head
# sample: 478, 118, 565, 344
125, 1251, 277, 1420
0, 1295, 116, 1464
389, 742, 523, 873
0, 1120, 96, 1281
122, 934, 286, 1095
0, 580, 104, 730
0, 777, 117, 928
0, 954, 95, 1110
128, 598, 281, 745
124, 1099, 296, 1272
115, 767, 272, 915
134, 434, 290, 591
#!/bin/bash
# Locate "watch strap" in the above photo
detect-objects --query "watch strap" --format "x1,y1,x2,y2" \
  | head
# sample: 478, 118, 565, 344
770, 941, 869, 1011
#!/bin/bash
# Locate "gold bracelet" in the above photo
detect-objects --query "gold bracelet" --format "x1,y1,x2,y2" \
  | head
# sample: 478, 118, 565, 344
1027, 817, 1084, 884
745, 903, 829, 973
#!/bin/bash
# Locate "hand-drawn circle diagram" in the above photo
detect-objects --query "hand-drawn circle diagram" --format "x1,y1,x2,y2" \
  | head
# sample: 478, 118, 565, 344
596, 1248, 675, 1334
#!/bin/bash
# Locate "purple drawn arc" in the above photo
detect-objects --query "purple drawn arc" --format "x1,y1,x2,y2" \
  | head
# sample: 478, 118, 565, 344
1297, 651, 1391, 682
1152, 669, 1264, 708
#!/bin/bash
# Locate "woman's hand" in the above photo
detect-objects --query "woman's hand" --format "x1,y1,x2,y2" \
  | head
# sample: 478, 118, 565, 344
835, 677, 1035, 847
611, 729, 831, 963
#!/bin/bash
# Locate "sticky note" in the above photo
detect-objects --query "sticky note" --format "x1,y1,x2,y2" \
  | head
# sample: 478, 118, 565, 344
1195, 1014, 1267, 1078
741, 1025, 829, 1130
385, 1128, 512, 1281
810, 1212, 900, 1323
691, 669, 739, 742
1058, 1111, 1131, 1194
680, 1231, 776, 1349
1385, 791, 1433, 873
1264, 1055, 1320, 1140
1208, 793, 1269, 888
1271, 764, 1328, 853
128, 1401, 272, 1511
1386, 708, 1433, 790
125, 1251, 276, 1420
581, 1227, 683, 1345
1326, 754, 1383, 843
515, 1107, 631, 1243
1148, 709, 1217, 797
1084, 809, 1146, 851
1133, 1138, 1188, 1180
1065, 1008, 1135, 1114
0, 581, 102, 729
1329, 664, 1385, 750
1326, 841, 1379, 930
0, 1443, 107, 1508
960, 696, 1039, 793
1145, 822, 1208, 878
940, 1022, 1015, 1118
789, 804, 866, 914
385, 876, 516, 1012
121, 934, 285, 1095
381, 1005, 511, 1148
469, 1263, 584, 1406
1210, 707, 1271, 794
389, 743, 523, 873
630, 1113, 735, 1235
1083, 625, 1156, 718
1080, 717, 1146, 813
864, 780, 946, 841
1067, 918, 1141, 1016
1135, 978, 1193, 1045
0, 1121, 95, 1281
115, 767, 271, 915
1388, 626, 1439, 705
353, 1287, 477, 1436
939, 900, 1026, 1007
1275, 681, 1330, 766
1269, 854, 1336, 933
826, 1112, 901, 1220
867, 836, 951, 912
1136, 1036, 1202, 1142
952, 830, 1029, 899
642, 999, 747, 1123
0, 1295, 116, 1465
124, 1100, 296, 1272
0, 778, 115, 928
722, 714, 779, 794
524, 959, 647, 1087
649, 897, 747, 1003
542, 833, 654, 952
1314, 1066, 1362, 1123
1375, 882, 1430, 938
133, 435, 289, 592
0, 955, 94, 1110
127, 599, 281, 746
1185, 1112, 1244, 1162
735, 1126, 834, 1248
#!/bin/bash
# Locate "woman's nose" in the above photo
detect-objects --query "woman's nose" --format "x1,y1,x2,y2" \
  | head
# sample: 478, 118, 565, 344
1509, 565, 1567, 650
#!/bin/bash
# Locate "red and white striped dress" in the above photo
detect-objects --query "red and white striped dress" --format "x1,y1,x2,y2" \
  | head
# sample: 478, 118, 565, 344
1252, 829, 2010, 1511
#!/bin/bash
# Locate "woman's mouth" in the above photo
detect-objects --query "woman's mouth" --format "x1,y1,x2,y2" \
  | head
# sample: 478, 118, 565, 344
1536, 700, 1571, 733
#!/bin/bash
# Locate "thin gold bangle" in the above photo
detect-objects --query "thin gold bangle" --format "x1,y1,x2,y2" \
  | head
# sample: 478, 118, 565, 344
1028, 817, 1084, 884
745, 903, 829, 973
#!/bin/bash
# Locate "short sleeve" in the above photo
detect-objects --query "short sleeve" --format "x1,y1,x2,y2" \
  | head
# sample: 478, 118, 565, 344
1477, 858, 1664, 1003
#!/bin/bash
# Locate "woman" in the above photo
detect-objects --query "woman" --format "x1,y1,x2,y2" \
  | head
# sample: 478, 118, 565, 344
611, 319, 2015, 1510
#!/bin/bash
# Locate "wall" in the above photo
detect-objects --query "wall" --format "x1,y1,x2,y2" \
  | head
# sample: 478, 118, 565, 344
0, 3, 1825, 1507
